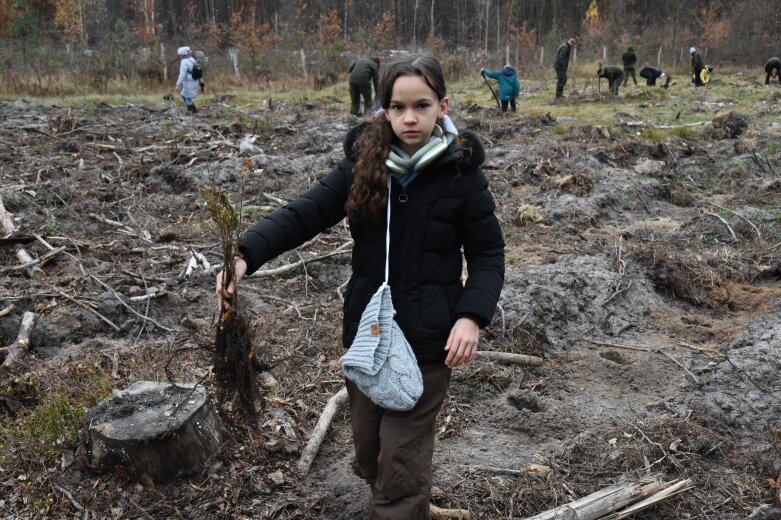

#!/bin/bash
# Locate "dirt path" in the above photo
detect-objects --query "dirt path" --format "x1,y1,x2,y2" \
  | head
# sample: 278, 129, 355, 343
1, 90, 780, 519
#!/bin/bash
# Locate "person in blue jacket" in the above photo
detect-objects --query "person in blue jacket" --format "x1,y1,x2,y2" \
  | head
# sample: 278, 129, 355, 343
480, 65, 521, 112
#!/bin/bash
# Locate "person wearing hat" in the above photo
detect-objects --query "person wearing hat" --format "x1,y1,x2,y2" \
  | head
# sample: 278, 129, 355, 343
175, 46, 204, 113
690, 47, 704, 87
348, 57, 380, 116
554, 38, 577, 100
480, 64, 521, 112
765, 57, 781, 85
622, 45, 638, 87
639, 65, 671, 88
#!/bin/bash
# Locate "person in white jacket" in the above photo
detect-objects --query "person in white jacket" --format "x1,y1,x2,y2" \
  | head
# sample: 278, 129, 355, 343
175, 46, 203, 113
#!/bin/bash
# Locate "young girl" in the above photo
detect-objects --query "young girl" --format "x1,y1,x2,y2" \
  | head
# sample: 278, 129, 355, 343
216, 54, 504, 519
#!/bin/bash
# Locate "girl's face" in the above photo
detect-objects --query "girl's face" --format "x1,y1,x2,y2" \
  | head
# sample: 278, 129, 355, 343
385, 75, 449, 156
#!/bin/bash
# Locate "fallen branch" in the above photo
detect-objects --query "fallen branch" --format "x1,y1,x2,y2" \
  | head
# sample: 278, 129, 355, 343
14, 245, 47, 280
657, 348, 699, 383
622, 120, 708, 129
524, 476, 692, 520
476, 351, 544, 367
601, 478, 693, 520
1, 311, 37, 367
430, 504, 471, 519
707, 212, 737, 242
709, 204, 762, 240
58, 291, 121, 332
0, 195, 15, 237
88, 212, 152, 243
248, 241, 353, 278
89, 274, 177, 333
0, 304, 14, 317
461, 463, 551, 477
297, 386, 348, 476
1, 245, 66, 275
589, 339, 651, 352
52, 484, 84, 512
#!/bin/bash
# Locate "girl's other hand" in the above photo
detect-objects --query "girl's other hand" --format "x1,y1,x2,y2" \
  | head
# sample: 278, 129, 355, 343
444, 317, 479, 368
216, 258, 248, 311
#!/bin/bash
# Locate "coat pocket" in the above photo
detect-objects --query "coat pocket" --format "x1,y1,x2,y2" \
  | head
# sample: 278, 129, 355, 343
419, 285, 456, 332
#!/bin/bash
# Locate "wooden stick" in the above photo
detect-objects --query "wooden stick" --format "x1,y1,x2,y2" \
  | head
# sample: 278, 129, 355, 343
601, 478, 693, 520
589, 339, 651, 352
1, 311, 37, 367
249, 243, 352, 279
525, 477, 687, 520
14, 245, 46, 280
475, 350, 544, 367
57, 291, 121, 332
709, 203, 762, 240
430, 504, 471, 519
0, 195, 15, 237
2, 245, 66, 275
297, 386, 348, 476
0, 304, 14, 317
707, 212, 738, 242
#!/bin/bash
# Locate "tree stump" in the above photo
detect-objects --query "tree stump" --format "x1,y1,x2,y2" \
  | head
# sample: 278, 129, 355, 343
84, 381, 223, 483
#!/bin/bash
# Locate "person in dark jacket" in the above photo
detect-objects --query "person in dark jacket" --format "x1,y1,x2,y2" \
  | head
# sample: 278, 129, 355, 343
216, 55, 504, 520
639, 65, 671, 88
690, 47, 704, 86
765, 57, 781, 85
480, 65, 521, 112
554, 38, 576, 99
597, 64, 625, 95
622, 45, 638, 86
348, 57, 380, 116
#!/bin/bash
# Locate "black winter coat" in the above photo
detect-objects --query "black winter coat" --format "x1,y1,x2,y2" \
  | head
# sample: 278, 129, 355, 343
240, 127, 505, 365
691, 51, 704, 70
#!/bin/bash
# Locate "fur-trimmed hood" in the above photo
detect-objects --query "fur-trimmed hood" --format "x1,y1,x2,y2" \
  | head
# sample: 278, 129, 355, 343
342, 122, 486, 170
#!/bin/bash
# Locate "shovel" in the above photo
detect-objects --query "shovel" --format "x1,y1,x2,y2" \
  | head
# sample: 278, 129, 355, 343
481, 71, 502, 110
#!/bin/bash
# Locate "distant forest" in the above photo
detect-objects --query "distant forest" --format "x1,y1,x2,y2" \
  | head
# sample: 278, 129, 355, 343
0, 0, 779, 92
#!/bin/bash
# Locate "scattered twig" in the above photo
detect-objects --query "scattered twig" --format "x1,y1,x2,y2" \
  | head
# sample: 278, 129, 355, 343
52, 484, 84, 512
430, 504, 472, 519
58, 291, 121, 332
589, 339, 651, 351
475, 350, 544, 367
0, 194, 16, 237
657, 348, 699, 383
0, 304, 15, 317
89, 274, 177, 332
709, 204, 761, 240
1, 245, 66, 274
707, 212, 738, 242
248, 241, 352, 278
0, 311, 37, 367
604, 280, 633, 306
297, 386, 348, 476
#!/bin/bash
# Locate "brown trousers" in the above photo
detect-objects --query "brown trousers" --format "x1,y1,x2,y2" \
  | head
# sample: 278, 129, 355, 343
346, 363, 451, 520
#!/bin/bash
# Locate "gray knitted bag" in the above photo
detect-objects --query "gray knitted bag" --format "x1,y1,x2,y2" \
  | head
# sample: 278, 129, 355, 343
340, 180, 424, 411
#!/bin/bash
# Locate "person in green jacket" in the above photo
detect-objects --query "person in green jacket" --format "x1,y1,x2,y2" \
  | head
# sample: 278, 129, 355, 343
597, 64, 625, 96
554, 38, 576, 99
480, 65, 521, 112
622, 45, 638, 86
348, 57, 380, 116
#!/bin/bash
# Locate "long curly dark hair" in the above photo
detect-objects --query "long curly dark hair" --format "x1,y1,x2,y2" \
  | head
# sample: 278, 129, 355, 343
345, 55, 448, 222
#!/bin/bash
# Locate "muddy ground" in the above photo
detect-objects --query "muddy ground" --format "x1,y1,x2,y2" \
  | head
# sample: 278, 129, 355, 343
1, 83, 781, 519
